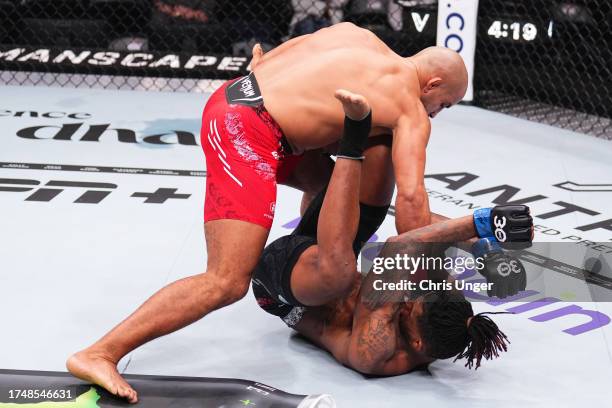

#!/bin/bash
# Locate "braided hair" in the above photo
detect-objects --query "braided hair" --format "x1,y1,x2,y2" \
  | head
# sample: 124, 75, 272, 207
417, 291, 510, 369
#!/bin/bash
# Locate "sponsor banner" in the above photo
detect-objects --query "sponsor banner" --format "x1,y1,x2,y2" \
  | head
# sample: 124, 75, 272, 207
436, 0, 479, 101
0, 46, 249, 79
0, 370, 332, 408
0, 162, 206, 178
0, 86, 205, 171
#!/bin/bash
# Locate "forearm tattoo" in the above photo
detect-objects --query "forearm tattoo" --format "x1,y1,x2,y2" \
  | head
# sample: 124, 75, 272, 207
360, 217, 475, 311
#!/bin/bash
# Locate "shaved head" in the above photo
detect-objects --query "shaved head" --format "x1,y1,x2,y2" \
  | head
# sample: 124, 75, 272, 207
410, 47, 468, 117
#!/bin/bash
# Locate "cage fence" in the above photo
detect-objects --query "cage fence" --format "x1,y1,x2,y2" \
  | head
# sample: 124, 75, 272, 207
0, 0, 610, 139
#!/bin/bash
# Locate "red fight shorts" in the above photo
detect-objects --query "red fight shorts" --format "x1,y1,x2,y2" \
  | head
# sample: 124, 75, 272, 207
201, 76, 302, 229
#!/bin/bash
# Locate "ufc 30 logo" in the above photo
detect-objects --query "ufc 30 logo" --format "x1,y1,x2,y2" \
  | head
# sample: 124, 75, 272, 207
0, 178, 191, 204
493, 215, 507, 242
496, 259, 522, 277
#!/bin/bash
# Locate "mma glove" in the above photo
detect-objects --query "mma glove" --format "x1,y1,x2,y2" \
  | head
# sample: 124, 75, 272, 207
337, 111, 371, 160
472, 238, 527, 299
473, 205, 533, 248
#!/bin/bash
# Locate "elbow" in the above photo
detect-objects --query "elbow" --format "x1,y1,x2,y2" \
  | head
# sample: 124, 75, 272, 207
347, 351, 378, 375
349, 357, 381, 376
354, 364, 376, 376
394, 185, 430, 232
346, 343, 389, 375
385, 232, 426, 251
385, 235, 399, 244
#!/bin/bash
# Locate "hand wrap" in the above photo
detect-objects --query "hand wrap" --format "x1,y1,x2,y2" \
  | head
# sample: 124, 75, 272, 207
337, 111, 372, 160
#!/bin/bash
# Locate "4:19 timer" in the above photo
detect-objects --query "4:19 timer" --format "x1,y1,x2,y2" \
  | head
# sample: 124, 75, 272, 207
487, 20, 540, 42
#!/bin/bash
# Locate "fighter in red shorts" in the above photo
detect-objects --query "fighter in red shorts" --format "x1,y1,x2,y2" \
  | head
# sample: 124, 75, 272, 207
67, 23, 468, 402
201, 74, 304, 227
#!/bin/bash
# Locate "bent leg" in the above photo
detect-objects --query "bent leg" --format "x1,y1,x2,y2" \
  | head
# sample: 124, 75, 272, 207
67, 219, 268, 403
67, 76, 290, 402
280, 148, 335, 214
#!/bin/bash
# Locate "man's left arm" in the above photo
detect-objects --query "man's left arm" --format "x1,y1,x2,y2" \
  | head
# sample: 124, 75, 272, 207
392, 106, 432, 234
346, 206, 534, 373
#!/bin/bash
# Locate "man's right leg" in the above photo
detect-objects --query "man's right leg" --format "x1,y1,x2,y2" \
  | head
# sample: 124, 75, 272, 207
66, 219, 269, 403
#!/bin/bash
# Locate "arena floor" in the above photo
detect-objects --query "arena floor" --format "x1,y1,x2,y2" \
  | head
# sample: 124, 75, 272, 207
1, 85, 611, 407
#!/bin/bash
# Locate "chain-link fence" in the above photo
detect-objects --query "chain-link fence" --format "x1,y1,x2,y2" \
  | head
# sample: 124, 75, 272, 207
1, 1, 610, 138
475, 0, 612, 139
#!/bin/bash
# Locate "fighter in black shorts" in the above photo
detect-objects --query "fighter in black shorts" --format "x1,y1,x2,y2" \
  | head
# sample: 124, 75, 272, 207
252, 92, 534, 375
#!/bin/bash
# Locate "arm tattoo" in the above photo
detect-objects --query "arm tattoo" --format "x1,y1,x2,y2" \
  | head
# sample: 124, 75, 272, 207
407, 216, 475, 243
356, 317, 396, 366
359, 217, 476, 311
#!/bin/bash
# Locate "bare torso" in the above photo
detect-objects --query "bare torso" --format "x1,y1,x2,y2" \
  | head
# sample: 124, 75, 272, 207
253, 23, 424, 153
295, 274, 417, 375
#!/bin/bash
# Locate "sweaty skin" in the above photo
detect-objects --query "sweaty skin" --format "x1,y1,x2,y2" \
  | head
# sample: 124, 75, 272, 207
252, 23, 468, 232
292, 216, 478, 376
66, 24, 467, 402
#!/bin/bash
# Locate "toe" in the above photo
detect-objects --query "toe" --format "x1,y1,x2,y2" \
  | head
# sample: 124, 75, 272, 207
129, 390, 138, 404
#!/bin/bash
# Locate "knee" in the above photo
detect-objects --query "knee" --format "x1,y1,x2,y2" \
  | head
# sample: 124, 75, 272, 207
219, 276, 250, 306
202, 271, 251, 308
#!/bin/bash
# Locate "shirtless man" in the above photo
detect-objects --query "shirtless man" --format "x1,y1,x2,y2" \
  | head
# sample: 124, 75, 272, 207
67, 23, 468, 402
253, 95, 534, 374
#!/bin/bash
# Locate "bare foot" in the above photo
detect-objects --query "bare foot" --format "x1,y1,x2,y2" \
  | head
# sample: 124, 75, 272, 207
334, 89, 371, 121
67, 350, 138, 403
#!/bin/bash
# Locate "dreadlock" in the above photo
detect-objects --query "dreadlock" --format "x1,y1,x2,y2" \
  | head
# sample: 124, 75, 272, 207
417, 291, 510, 369
454, 311, 510, 369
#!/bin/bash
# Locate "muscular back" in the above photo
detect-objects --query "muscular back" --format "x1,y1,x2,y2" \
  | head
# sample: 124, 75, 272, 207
253, 23, 422, 152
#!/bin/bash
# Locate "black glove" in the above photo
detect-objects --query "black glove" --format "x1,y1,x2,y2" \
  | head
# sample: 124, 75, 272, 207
472, 238, 527, 299
473, 205, 533, 248
337, 111, 371, 160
